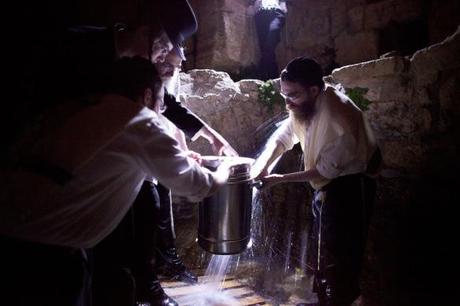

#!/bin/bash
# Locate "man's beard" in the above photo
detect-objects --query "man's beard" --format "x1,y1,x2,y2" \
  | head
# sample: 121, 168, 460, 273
164, 71, 180, 96
288, 98, 316, 123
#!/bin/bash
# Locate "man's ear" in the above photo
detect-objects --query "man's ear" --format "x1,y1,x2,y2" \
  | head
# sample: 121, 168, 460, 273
309, 86, 321, 97
143, 88, 153, 108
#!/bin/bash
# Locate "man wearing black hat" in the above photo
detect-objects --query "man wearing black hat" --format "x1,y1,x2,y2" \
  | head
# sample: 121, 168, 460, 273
254, 57, 381, 306
6, 1, 235, 305
1, 1, 232, 305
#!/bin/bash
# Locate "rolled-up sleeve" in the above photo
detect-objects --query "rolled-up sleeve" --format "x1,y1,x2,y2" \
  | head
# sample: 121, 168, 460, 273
273, 118, 298, 151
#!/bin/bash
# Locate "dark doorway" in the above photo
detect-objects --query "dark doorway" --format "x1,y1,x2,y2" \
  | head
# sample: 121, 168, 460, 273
378, 18, 429, 56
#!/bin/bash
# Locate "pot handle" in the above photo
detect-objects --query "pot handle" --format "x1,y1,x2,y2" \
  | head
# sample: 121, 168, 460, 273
249, 180, 264, 189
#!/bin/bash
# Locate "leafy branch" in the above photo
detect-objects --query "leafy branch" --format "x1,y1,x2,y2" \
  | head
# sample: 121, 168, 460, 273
345, 87, 371, 111
257, 80, 284, 112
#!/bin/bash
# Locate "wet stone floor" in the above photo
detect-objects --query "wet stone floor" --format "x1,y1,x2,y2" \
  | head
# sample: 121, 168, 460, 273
160, 271, 314, 306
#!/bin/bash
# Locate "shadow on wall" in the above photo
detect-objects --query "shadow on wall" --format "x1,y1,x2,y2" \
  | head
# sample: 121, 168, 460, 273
378, 18, 429, 57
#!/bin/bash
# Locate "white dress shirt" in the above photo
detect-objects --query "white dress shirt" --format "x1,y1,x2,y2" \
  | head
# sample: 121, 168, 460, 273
0, 99, 215, 248
276, 85, 378, 189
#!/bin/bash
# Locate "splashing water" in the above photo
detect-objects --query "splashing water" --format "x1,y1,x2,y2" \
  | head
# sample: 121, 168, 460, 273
178, 113, 316, 305
176, 255, 240, 306
230, 113, 317, 304
204, 254, 232, 289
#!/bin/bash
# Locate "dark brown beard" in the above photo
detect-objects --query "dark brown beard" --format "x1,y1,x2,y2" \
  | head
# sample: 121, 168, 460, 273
288, 102, 315, 123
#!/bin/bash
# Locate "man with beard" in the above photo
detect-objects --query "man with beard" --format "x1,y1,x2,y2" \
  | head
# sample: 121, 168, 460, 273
254, 57, 381, 306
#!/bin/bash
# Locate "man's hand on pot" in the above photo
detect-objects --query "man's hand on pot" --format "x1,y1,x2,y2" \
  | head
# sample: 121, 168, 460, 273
260, 173, 284, 190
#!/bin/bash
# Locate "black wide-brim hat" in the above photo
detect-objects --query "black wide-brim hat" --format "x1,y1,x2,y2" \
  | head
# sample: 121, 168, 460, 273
157, 0, 198, 60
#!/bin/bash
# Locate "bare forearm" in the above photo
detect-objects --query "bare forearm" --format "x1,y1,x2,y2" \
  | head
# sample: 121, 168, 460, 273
260, 168, 324, 189
278, 168, 322, 183
266, 141, 286, 168
197, 125, 214, 143
254, 140, 286, 176
196, 125, 238, 156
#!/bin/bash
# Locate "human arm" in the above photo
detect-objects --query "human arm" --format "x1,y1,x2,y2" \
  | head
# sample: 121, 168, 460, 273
130, 112, 227, 202
260, 168, 324, 190
162, 92, 238, 156
253, 118, 296, 179
194, 125, 238, 156
252, 139, 287, 179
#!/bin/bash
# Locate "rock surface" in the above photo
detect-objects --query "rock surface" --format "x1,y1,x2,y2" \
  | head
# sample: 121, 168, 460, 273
179, 69, 284, 156
188, 0, 460, 76
172, 26, 460, 306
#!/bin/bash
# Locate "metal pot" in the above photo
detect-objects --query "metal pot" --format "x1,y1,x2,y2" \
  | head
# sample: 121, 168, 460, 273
198, 156, 255, 255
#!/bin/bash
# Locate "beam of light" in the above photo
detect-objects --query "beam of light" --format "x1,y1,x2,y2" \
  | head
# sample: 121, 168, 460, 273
250, 117, 289, 179
176, 255, 240, 306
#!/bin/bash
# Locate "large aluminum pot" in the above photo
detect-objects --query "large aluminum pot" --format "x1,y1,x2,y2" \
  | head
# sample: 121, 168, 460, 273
198, 156, 255, 255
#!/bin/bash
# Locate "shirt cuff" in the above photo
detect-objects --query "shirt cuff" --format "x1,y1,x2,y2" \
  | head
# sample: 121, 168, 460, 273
191, 126, 206, 142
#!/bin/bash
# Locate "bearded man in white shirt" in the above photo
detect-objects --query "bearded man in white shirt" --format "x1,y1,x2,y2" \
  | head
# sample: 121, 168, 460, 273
255, 57, 381, 306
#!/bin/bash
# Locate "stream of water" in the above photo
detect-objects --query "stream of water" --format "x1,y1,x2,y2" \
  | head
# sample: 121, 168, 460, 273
176, 255, 240, 306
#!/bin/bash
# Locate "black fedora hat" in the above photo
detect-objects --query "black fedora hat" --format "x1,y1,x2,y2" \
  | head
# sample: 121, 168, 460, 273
157, 0, 198, 60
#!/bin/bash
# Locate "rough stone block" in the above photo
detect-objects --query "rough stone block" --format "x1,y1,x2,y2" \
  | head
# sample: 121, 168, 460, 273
330, 2, 348, 37
438, 70, 460, 131
345, 0, 367, 9
366, 101, 431, 139
380, 139, 427, 170
410, 26, 460, 87
179, 69, 283, 156
334, 30, 379, 66
286, 8, 331, 48
332, 56, 409, 82
347, 5, 365, 33
363, 0, 423, 31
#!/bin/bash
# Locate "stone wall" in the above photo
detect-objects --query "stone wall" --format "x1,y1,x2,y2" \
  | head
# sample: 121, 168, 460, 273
173, 26, 459, 305
187, 0, 460, 77
186, 0, 260, 78
330, 25, 460, 306
331, 25, 460, 177
178, 69, 284, 156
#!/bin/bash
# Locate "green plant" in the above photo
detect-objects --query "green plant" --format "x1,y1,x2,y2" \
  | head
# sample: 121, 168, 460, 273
258, 80, 284, 111
345, 87, 371, 111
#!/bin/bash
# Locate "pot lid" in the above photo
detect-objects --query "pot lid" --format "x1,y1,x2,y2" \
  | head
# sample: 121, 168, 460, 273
201, 155, 255, 168
201, 156, 255, 182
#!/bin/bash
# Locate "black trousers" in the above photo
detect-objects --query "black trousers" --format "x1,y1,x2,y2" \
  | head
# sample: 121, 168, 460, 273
91, 205, 137, 306
254, 9, 286, 80
0, 235, 90, 306
91, 181, 176, 306
131, 182, 176, 295
309, 174, 376, 306
154, 183, 176, 250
